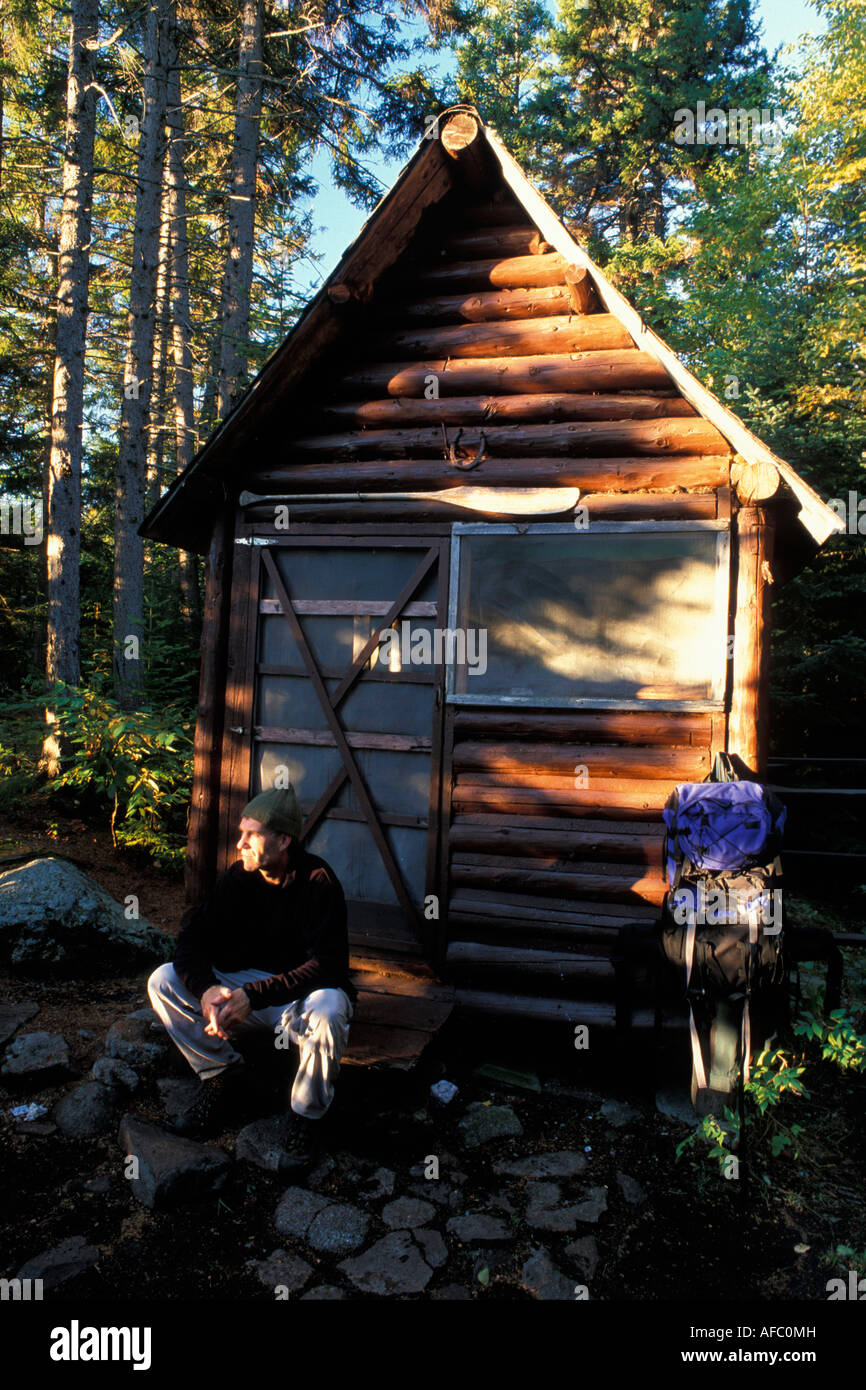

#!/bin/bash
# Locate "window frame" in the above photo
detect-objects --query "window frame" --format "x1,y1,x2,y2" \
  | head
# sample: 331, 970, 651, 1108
445, 520, 731, 710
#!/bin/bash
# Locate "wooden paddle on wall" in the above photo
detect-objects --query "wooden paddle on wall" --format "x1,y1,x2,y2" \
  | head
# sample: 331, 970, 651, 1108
238, 486, 581, 515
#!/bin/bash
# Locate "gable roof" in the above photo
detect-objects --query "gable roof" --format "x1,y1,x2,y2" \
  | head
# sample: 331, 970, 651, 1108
141, 104, 843, 555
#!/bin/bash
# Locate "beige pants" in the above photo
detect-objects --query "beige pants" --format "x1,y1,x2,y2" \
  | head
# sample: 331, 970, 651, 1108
147, 962, 353, 1119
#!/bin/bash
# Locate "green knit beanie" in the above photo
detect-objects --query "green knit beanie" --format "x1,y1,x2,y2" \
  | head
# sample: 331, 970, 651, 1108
241, 786, 302, 839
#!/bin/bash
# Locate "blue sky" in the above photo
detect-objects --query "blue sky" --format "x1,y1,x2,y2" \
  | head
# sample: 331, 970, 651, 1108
291, 0, 827, 297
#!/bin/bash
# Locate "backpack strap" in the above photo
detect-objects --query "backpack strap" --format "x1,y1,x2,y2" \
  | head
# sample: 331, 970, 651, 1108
707, 751, 738, 784
683, 917, 708, 1092
742, 999, 752, 1086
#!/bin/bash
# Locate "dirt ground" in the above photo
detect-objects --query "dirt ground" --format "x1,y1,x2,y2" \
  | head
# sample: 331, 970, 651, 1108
1, 810, 865, 1305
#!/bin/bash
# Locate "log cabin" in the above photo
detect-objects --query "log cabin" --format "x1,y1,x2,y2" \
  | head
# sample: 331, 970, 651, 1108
140, 106, 844, 1067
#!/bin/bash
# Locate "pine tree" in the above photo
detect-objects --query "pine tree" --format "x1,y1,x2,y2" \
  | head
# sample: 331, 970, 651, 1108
43, 0, 99, 771
113, 0, 174, 709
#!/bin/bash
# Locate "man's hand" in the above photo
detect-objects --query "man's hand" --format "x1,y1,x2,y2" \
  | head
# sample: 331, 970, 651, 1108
217, 987, 252, 1034
202, 985, 233, 1040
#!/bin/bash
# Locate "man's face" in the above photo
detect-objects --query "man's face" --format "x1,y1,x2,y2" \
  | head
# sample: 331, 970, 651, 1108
237, 817, 290, 874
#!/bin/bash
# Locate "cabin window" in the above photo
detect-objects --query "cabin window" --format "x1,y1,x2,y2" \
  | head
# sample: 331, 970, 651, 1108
448, 523, 729, 707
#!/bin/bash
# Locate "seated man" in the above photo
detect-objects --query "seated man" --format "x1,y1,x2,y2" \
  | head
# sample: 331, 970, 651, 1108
148, 785, 356, 1158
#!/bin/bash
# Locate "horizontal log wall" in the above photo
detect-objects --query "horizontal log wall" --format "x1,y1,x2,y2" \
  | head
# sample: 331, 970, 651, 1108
265, 191, 732, 514
442, 705, 724, 1002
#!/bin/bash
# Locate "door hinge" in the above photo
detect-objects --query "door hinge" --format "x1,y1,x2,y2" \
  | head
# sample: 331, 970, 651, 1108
235, 536, 272, 546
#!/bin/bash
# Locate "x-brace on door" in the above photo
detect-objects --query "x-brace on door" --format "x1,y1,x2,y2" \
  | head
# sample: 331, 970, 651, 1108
220, 533, 449, 963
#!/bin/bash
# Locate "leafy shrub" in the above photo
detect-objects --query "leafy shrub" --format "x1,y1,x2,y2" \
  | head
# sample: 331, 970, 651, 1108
0, 684, 194, 868
792, 1009, 866, 1071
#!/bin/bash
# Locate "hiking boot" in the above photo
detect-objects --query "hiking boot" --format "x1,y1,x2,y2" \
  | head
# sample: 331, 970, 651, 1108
167, 1061, 249, 1139
276, 1113, 328, 1173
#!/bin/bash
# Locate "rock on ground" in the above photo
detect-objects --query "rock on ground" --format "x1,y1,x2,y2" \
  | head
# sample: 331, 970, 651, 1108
92, 1057, 139, 1094
355, 1165, 395, 1201
54, 1082, 116, 1138
521, 1248, 577, 1301
237, 1113, 306, 1175
0, 856, 171, 974
494, 1150, 587, 1179
1, 1031, 70, 1083
458, 1102, 522, 1148
16, 1235, 100, 1291
300, 1286, 346, 1300
381, 1197, 436, 1230
274, 1187, 331, 1239
247, 1250, 312, 1294
572, 1187, 608, 1224
407, 1181, 460, 1209
338, 1231, 433, 1296
105, 1010, 169, 1067
446, 1213, 512, 1244
414, 1228, 448, 1269
306, 1203, 370, 1255
524, 1182, 585, 1234
564, 1235, 599, 1282
118, 1114, 230, 1210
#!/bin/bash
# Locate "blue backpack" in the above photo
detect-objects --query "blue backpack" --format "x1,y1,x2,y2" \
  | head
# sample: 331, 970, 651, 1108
663, 754, 786, 891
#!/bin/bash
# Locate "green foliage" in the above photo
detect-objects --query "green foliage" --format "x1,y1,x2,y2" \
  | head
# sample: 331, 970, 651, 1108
448, 0, 553, 164
745, 1046, 810, 1114
0, 685, 193, 868
792, 1010, 866, 1072
676, 1110, 739, 1171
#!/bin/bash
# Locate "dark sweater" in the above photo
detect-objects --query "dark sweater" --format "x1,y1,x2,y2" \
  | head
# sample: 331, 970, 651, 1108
173, 847, 357, 1010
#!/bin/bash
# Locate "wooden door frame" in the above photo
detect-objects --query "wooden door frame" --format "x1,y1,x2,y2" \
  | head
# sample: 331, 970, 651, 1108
218, 520, 451, 961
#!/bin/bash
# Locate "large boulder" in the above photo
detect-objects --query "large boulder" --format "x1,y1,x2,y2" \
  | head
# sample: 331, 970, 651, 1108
0, 857, 171, 974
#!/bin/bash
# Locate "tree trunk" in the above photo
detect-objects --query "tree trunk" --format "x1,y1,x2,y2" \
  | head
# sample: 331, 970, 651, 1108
198, 331, 221, 437
145, 172, 172, 513
166, 54, 200, 644
43, 0, 98, 773
35, 192, 57, 680
216, 0, 263, 421
113, 0, 175, 709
